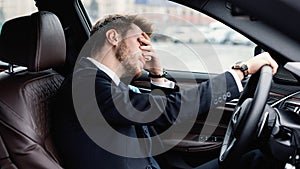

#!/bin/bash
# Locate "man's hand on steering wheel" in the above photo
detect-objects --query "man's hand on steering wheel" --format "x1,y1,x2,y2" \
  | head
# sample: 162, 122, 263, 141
246, 52, 278, 75
232, 52, 278, 81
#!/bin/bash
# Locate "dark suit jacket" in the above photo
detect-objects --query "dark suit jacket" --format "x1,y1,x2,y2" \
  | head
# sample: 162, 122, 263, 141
51, 57, 240, 169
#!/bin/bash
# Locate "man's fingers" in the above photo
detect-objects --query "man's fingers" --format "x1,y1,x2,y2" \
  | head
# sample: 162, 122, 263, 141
269, 57, 278, 75
142, 32, 150, 40
140, 45, 153, 51
262, 52, 278, 74
143, 52, 155, 59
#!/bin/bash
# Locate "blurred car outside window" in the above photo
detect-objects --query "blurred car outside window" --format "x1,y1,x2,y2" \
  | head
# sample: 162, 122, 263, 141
82, 0, 254, 74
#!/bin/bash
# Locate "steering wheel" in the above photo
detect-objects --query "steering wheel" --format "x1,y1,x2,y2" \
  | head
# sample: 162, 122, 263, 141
219, 65, 273, 167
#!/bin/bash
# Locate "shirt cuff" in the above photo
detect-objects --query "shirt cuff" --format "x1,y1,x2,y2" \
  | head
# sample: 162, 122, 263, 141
151, 79, 175, 89
228, 69, 243, 92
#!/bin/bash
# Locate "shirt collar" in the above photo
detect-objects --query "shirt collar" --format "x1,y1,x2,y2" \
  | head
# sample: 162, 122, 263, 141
87, 57, 120, 85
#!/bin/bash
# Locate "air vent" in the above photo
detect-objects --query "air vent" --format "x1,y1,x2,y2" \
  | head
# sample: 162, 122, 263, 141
283, 100, 300, 115
267, 97, 281, 105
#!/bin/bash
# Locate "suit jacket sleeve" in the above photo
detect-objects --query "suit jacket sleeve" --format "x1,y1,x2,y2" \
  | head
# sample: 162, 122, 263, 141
74, 68, 240, 129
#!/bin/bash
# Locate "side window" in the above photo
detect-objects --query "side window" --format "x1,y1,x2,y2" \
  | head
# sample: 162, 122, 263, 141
81, 0, 254, 74
0, 0, 37, 31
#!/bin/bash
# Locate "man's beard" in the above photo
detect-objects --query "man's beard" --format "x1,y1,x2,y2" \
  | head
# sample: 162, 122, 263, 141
116, 41, 143, 78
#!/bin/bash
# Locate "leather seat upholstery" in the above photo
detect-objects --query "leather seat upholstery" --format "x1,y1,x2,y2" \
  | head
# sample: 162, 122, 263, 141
0, 11, 66, 168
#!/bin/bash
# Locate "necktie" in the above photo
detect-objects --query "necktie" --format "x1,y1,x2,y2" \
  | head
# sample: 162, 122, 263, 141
128, 85, 161, 169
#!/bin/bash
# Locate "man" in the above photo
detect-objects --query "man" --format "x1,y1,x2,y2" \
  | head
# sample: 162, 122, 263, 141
51, 14, 278, 169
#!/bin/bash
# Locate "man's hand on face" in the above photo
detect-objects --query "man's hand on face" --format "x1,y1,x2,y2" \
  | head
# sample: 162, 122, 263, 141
139, 32, 163, 75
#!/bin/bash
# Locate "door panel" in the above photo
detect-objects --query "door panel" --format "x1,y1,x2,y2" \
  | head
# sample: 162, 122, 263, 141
131, 70, 236, 168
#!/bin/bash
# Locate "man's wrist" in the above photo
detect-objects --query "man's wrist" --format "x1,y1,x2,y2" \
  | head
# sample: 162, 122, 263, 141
148, 69, 167, 78
231, 61, 249, 80
232, 69, 245, 81
151, 79, 175, 89
228, 70, 244, 92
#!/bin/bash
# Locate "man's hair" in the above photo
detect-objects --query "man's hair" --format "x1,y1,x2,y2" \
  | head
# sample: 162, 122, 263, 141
89, 14, 153, 57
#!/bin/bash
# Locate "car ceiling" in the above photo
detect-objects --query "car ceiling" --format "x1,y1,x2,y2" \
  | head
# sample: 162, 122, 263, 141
229, 0, 300, 44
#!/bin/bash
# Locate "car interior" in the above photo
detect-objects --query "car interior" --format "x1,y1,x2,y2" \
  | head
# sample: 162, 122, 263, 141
0, 11, 65, 168
0, 0, 299, 168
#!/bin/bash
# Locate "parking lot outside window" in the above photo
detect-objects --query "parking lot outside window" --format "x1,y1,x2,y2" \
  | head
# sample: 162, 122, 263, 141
82, 0, 254, 74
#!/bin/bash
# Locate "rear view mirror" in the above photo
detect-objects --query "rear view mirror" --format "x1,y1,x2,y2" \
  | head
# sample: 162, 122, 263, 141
254, 46, 265, 56
227, 2, 257, 20
231, 5, 247, 16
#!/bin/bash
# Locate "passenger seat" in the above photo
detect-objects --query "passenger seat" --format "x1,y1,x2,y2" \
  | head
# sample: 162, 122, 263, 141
0, 11, 66, 168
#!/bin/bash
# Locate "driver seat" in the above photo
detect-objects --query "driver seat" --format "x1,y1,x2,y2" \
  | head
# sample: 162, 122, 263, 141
0, 11, 65, 168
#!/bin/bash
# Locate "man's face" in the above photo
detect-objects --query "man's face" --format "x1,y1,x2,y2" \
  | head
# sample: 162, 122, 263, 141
116, 24, 146, 78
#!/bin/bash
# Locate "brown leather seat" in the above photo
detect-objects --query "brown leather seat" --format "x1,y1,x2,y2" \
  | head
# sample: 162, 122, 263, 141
0, 11, 66, 168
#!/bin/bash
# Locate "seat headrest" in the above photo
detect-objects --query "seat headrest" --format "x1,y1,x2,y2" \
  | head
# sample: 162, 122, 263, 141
0, 11, 66, 72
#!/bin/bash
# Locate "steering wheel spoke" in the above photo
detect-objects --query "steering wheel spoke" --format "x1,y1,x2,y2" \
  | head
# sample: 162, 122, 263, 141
220, 128, 237, 162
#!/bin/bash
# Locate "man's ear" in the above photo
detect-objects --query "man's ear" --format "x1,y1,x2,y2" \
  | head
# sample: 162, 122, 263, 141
106, 29, 119, 46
